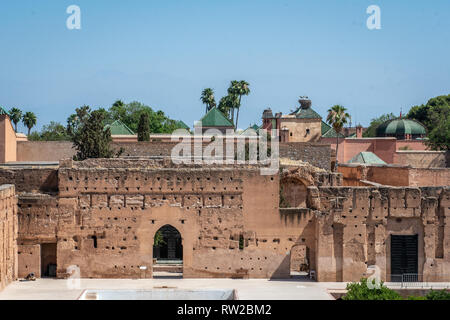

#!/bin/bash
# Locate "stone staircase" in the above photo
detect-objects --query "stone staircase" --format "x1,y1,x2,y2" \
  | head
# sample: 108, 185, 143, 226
153, 260, 183, 277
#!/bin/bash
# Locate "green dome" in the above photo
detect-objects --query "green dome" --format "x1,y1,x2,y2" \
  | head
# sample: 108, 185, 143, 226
376, 118, 426, 137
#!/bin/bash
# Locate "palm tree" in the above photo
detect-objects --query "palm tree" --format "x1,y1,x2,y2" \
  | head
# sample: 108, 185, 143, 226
200, 88, 216, 114
326, 105, 350, 171
227, 81, 239, 127
9, 108, 22, 132
218, 94, 238, 120
227, 80, 250, 130
22, 112, 37, 136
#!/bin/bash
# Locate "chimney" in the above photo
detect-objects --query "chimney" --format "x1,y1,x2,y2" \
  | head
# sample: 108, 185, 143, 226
356, 124, 363, 138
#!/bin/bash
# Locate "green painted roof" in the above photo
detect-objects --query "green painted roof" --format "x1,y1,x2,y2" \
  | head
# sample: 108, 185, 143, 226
321, 121, 332, 135
176, 120, 190, 130
198, 107, 234, 127
0, 107, 10, 116
104, 120, 135, 135
292, 105, 322, 119
348, 152, 387, 165
321, 121, 345, 138
240, 124, 261, 135
376, 118, 426, 136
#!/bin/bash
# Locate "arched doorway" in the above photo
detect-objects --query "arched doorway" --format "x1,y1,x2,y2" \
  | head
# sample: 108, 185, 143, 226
153, 225, 183, 278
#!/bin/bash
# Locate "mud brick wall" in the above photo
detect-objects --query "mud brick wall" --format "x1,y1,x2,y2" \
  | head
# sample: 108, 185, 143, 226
15, 159, 319, 279
313, 186, 450, 282
279, 143, 331, 170
13, 158, 449, 282
0, 168, 58, 193
15, 140, 331, 170
0, 185, 18, 290
339, 164, 450, 187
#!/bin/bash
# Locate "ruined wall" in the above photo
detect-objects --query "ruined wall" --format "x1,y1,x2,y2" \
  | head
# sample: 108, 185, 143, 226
279, 143, 331, 170
408, 168, 450, 187
0, 185, 18, 290
0, 167, 58, 193
339, 164, 450, 187
394, 151, 448, 168
16, 159, 324, 279
15, 140, 331, 170
312, 186, 450, 282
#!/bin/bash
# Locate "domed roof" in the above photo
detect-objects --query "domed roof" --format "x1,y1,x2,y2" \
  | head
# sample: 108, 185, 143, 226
376, 118, 426, 137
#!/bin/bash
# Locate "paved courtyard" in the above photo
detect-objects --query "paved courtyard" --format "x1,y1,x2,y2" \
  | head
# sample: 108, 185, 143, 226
0, 278, 348, 300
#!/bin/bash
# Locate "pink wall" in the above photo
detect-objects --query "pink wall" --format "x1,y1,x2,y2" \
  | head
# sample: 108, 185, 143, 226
396, 140, 428, 151
0, 115, 17, 163
321, 137, 428, 165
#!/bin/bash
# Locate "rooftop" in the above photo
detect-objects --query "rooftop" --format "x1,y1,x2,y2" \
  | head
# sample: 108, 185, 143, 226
196, 107, 234, 128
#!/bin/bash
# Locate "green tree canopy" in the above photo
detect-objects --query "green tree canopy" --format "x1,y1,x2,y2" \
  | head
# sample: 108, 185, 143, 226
327, 105, 350, 171
227, 80, 250, 130
28, 121, 70, 141
200, 88, 216, 114
363, 113, 397, 137
69, 106, 120, 161
9, 107, 22, 132
137, 112, 150, 141
407, 94, 450, 150
218, 94, 238, 120
106, 101, 182, 134
22, 111, 37, 136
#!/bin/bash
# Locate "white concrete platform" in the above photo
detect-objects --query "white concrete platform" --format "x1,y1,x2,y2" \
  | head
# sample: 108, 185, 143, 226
0, 278, 348, 300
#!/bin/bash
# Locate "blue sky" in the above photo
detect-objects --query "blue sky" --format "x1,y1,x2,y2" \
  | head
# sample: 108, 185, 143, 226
1, 0, 449, 132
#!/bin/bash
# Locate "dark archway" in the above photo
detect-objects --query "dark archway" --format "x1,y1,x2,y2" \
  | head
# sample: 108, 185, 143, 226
153, 225, 183, 261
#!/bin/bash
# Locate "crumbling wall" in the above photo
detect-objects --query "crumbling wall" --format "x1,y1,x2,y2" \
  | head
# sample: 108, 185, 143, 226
0, 185, 18, 290
339, 164, 450, 187
14, 158, 328, 279
15, 140, 331, 170
0, 168, 58, 193
313, 186, 450, 282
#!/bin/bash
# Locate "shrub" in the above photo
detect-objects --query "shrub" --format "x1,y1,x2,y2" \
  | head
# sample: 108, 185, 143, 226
342, 278, 402, 300
407, 295, 427, 300
425, 289, 450, 300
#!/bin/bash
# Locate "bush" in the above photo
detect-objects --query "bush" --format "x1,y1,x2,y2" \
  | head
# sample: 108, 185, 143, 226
425, 289, 450, 300
407, 295, 427, 300
342, 278, 402, 300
